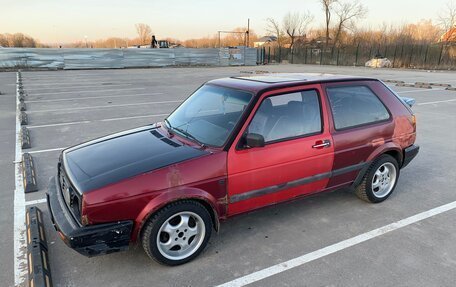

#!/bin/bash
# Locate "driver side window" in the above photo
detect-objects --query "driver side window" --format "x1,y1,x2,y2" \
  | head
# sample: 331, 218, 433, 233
248, 90, 322, 143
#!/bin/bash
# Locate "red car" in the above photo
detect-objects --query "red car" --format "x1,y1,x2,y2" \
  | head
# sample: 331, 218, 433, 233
47, 73, 419, 265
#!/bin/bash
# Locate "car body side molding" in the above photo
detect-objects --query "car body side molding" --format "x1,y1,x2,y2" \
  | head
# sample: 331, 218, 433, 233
229, 161, 368, 203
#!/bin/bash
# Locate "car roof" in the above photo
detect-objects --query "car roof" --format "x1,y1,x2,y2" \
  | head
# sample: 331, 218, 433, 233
207, 73, 377, 94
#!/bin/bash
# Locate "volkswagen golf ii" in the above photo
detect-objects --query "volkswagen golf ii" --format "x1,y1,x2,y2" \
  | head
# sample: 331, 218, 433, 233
47, 73, 419, 265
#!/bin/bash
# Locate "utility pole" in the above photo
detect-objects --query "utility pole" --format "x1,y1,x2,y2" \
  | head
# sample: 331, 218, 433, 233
246, 18, 250, 48
218, 31, 221, 48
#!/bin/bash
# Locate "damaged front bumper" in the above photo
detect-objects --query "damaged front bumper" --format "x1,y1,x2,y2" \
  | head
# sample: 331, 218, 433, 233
46, 176, 133, 257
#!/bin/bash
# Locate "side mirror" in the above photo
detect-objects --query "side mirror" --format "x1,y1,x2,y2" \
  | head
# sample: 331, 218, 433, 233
400, 96, 416, 107
245, 133, 265, 148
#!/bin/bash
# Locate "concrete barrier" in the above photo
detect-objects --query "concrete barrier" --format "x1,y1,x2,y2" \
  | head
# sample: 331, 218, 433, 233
22, 153, 38, 192
26, 207, 53, 287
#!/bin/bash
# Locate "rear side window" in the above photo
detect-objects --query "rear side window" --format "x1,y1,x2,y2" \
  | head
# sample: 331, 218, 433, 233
326, 85, 390, 130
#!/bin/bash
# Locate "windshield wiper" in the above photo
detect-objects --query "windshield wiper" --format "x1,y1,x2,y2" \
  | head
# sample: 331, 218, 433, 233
172, 126, 205, 148
164, 119, 205, 148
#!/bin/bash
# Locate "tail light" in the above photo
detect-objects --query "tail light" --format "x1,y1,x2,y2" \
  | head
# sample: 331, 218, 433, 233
81, 197, 89, 226
410, 114, 416, 130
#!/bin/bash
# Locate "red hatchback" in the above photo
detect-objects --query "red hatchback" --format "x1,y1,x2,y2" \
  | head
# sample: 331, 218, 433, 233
47, 73, 419, 265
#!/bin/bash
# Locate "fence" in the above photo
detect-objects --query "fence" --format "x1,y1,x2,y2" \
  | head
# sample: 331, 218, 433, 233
261, 43, 456, 70
0, 47, 258, 70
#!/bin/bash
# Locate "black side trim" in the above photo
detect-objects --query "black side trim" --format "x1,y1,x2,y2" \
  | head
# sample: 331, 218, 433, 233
229, 162, 368, 203
332, 162, 367, 177
402, 145, 419, 168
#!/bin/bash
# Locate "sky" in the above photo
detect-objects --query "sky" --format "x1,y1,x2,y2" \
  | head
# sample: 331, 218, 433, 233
0, 0, 451, 44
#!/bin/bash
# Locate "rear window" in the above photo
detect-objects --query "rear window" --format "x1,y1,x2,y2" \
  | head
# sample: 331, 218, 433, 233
326, 85, 390, 130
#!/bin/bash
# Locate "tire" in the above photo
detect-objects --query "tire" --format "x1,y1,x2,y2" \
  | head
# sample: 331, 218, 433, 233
141, 200, 212, 266
355, 154, 400, 203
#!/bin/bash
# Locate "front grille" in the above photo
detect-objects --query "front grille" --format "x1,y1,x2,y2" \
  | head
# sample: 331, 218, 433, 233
58, 162, 82, 223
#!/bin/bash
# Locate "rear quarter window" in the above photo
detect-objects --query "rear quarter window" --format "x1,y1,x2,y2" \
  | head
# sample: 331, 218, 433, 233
326, 85, 390, 130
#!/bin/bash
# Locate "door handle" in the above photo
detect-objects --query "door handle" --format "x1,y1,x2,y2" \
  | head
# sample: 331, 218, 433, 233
312, 139, 331, 149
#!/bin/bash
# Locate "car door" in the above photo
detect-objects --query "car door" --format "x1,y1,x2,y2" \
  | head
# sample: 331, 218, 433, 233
322, 81, 394, 188
226, 85, 334, 216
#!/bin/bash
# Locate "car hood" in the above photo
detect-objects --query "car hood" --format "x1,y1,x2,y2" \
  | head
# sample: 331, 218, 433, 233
63, 125, 209, 193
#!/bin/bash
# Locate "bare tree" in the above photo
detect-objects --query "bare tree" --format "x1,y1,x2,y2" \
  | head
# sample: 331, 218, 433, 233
282, 12, 313, 63
266, 18, 286, 62
283, 12, 313, 50
266, 18, 285, 47
437, 1, 456, 32
0, 34, 8, 47
320, 0, 338, 46
333, 1, 367, 47
135, 23, 152, 45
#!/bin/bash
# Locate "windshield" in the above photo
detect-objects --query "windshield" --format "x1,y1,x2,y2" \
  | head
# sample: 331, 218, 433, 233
166, 84, 253, 147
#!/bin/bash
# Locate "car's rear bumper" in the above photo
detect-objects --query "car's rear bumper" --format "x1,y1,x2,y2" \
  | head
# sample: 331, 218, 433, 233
46, 176, 133, 257
402, 144, 420, 168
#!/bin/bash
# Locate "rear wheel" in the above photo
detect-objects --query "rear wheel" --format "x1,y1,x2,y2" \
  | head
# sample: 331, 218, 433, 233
355, 154, 399, 203
141, 201, 212, 265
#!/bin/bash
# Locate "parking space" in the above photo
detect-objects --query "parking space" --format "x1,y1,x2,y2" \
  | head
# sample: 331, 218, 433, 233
1, 64, 456, 287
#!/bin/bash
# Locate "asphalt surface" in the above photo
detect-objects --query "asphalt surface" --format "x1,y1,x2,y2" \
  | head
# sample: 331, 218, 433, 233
1, 64, 455, 287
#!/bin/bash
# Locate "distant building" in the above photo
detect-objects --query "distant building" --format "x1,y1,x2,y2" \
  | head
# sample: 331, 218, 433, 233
308, 36, 332, 46
439, 26, 456, 43
254, 36, 277, 47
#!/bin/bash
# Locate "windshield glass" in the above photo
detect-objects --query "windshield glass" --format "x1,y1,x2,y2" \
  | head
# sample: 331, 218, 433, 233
166, 84, 253, 147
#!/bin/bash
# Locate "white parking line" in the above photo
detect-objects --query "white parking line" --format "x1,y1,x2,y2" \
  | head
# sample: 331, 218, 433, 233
216, 200, 456, 287
28, 121, 91, 129
396, 88, 446, 94
26, 83, 133, 91
18, 80, 131, 87
28, 100, 180, 113
417, 99, 456, 105
100, 113, 168, 122
25, 198, 47, 206
14, 74, 28, 286
26, 92, 164, 103
27, 113, 168, 129
30, 87, 146, 96
27, 147, 66, 154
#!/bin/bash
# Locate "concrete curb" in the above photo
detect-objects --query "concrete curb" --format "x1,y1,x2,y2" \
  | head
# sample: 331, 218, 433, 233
414, 84, 432, 89
26, 207, 53, 287
21, 126, 31, 149
22, 153, 38, 193
416, 82, 451, 88
396, 83, 415, 87
20, 111, 29, 125
19, 102, 27, 111
382, 79, 405, 84
396, 83, 432, 89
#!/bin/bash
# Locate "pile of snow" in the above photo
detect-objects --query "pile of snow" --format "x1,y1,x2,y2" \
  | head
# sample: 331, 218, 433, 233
365, 57, 392, 68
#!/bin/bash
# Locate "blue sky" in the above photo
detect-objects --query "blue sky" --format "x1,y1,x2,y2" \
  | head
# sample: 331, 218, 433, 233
0, 0, 450, 43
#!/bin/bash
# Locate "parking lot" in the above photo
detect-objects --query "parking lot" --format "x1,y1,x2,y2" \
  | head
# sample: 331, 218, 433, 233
1, 64, 455, 287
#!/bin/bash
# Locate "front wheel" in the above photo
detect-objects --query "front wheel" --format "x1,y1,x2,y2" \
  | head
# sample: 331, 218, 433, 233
141, 201, 212, 265
355, 154, 400, 203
